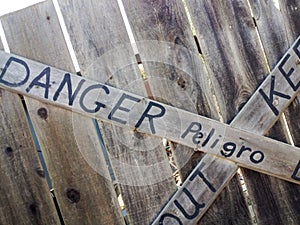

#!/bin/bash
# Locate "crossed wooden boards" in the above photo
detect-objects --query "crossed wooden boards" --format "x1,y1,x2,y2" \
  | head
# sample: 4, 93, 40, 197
0, 35, 299, 225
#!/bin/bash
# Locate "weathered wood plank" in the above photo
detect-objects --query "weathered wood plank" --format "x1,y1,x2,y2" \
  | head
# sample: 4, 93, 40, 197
0, 38, 3, 49
121, 1, 248, 225
1, 36, 300, 184
1, 1, 125, 224
184, 1, 265, 223
279, 0, 300, 146
0, 87, 60, 225
0, 22, 60, 225
122, 0, 219, 183
56, 0, 176, 224
152, 0, 300, 222
175, 1, 283, 224
243, 0, 300, 224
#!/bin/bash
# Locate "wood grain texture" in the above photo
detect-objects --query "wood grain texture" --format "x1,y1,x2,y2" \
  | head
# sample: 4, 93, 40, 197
56, 0, 176, 224
0, 21, 59, 225
185, 0, 268, 224
244, 0, 300, 224
122, 0, 219, 187
0, 91, 60, 225
279, 0, 300, 147
1, 1, 124, 224
1, 46, 300, 184
0, 38, 3, 49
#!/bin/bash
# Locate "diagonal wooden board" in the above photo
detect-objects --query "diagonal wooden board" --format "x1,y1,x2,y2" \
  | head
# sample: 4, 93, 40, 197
0, 35, 299, 222
151, 36, 300, 224
0, 35, 300, 180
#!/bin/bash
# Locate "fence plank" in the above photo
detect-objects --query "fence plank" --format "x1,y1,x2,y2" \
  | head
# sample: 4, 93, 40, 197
1, 1, 124, 224
121, 1, 251, 224
0, 89, 60, 225
244, 0, 300, 224
122, 0, 219, 180
0, 25, 60, 225
56, 0, 176, 224
184, 0, 272, 224
280, 1, 300, 146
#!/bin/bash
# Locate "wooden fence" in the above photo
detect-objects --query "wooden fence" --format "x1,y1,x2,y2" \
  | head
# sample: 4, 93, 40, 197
0, 0, 299, 224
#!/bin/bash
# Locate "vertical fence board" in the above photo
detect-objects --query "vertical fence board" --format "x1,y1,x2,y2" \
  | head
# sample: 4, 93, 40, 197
0, 23, 60, 225
122, 0, 221, 184
244, 1, 300, 224
279, 1, 300, 147
56, 0, 176, 224
0, 92, 60, 225
1, 1, 124, 224
185, 0, 291, 224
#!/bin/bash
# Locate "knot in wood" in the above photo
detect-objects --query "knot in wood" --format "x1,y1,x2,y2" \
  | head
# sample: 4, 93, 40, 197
35, 168, 46, 178
37, 107, 48, 120
5, 147, 13, 157
29, 203, 38, 215
66, 188, 81, 203
177, 76, 186, 89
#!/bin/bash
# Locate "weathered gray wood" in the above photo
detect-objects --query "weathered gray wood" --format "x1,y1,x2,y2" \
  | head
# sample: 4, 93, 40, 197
0, 38, 3, 49
0, 23, 60, 225
279, 0, 300, 145
242, 0, 300, 224
0, 87, 60, 225
183, 1, 267, 224
1, 41, 300, 184
122, 0, 219, 183
56, 0, 176, 224
1, 1, 125, 224
121, 1, 250, 224
154, 0, 300, 223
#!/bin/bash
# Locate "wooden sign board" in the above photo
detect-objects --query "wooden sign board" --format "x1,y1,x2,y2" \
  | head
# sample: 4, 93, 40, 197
151, 35, 300, 224
0, 43, 299, 185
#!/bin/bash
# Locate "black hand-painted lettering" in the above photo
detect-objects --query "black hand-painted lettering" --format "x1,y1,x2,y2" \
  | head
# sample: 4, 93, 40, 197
292, 160, 300, 181
79, 84, 109, 113
279, 53, 300, 91
181, 122, 204, 144
108, 93, 140, 125
26, 67, 50, 99
249, 151, 264, 164
201, 128, 215, 147
259, 76, 291, 116
53, 73, 85, 106
221, 142, 236, 157
210, 135, 221, 149
0, 57, 30, 87
293, 38, 300, 59
135, 101, 165, 134
158, 213, 183, 225
174, 188, 205, 220
190, 168, 216, 192
236, 145, 252, 158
